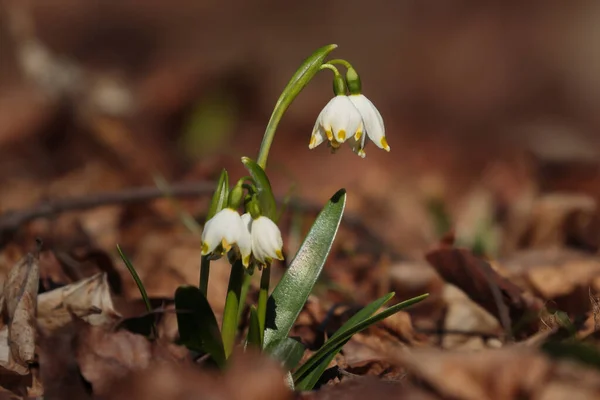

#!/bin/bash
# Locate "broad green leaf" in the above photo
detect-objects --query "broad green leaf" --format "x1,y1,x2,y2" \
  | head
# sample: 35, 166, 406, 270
263, 189, 346, 350
293, 293, 394, 388
246, 306, 262, 349
207, 169, 229, 220
256, 44, 338, 169
175, 285, 226, 368
269, 337, 306, 371
294, 293, 429, 389
241, 157, 277, 220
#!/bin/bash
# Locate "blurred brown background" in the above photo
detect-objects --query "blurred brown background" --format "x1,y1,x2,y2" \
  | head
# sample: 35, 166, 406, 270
2, 0, 600, 258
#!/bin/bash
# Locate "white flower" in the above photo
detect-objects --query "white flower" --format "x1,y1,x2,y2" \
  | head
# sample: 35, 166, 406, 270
201, 208, 251, 266
309, 95, 363, 150
310, 94, 389, 157
241, 213, 284, 265
348, 94, 389, 154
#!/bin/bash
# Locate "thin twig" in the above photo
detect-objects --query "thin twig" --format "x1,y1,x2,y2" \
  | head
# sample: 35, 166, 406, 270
0, 181, 403, 260
0, 181, 215, 236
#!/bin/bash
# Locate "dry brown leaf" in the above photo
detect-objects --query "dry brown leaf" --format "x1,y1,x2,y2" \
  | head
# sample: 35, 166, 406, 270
37, 273, 121, 333
390, 347, 600, 400
499, 249, 600, 316
0, 253, 39, 373
75, 324, 153, 396
426, 247, 545, 337
297, 378, 436, 400
503, 193, 600, 253
441, 284, 502, 350
99, 348, 292, 400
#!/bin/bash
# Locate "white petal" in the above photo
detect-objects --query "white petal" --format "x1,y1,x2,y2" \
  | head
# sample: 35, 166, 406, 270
236, 221, 252, 266
250, 216, 283, 263
309, 119, 326, 149
241, 212, 252, 231
349, 94, 389, 151
213, 209, 242, 248
348, 130, 367, 158
201, 217, 221, 255
323, 96, 362, 144
201, 208, 252, 266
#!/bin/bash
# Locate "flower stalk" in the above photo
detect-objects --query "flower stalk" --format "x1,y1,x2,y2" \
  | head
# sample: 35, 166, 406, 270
256, 44, 338, 169
257, 265, 271, 346
221, 259, 246, 358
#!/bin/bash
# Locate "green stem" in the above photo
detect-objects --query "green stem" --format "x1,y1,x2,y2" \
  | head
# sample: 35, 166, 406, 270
257, 266, 271, 346
199, 255, 210, 297
237, 271, 253, 324
255, 44, 338, 169
327, 59, 353, 70
221, 260, 245, 358
319, 63, 341, 75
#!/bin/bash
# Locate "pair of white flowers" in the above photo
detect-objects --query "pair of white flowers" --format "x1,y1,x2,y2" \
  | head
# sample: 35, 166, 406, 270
310, 93, 388, 158
201, 208, 284, 267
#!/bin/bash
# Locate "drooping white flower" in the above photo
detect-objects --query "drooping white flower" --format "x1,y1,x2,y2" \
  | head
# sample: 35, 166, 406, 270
201, 208, 251, 266
309, 95, 363, 150
348, 94, 389, 154
241, 213, 284, 265
310, 94, 389, 157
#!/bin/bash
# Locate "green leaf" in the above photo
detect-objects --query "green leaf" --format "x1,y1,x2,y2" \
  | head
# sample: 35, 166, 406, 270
175, 285, 226, 368
117, 245, 156, 338
207, 169, 229, 220
293, 293, 395, 389
269, 337, 306, 371
241, 157, 277, 220
246, 306, 262, 349
294, 293, 429, 390
263, 188, 347, 350
256, 44, 338, 169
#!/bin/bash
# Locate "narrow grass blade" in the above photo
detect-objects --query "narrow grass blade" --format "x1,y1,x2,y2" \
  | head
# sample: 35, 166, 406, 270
294, 293, 429, 390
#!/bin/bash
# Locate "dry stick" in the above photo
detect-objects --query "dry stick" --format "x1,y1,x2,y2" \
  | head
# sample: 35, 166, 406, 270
0, 181, 402, 260
0, 182, 215, 236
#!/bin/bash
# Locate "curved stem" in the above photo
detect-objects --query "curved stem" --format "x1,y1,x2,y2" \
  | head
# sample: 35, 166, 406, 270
255, 44, 339, 169
319, 63, 341, 75
327, 59, 353, 70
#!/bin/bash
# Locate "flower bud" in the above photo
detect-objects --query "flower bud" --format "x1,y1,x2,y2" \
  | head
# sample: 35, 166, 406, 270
228, 184, 244, 209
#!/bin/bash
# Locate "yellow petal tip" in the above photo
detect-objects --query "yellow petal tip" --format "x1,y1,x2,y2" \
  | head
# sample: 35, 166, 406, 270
201, 242, 210, 254
275, 250, 284, 260
337, 130, 346, 141
381, 137, 390, 151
